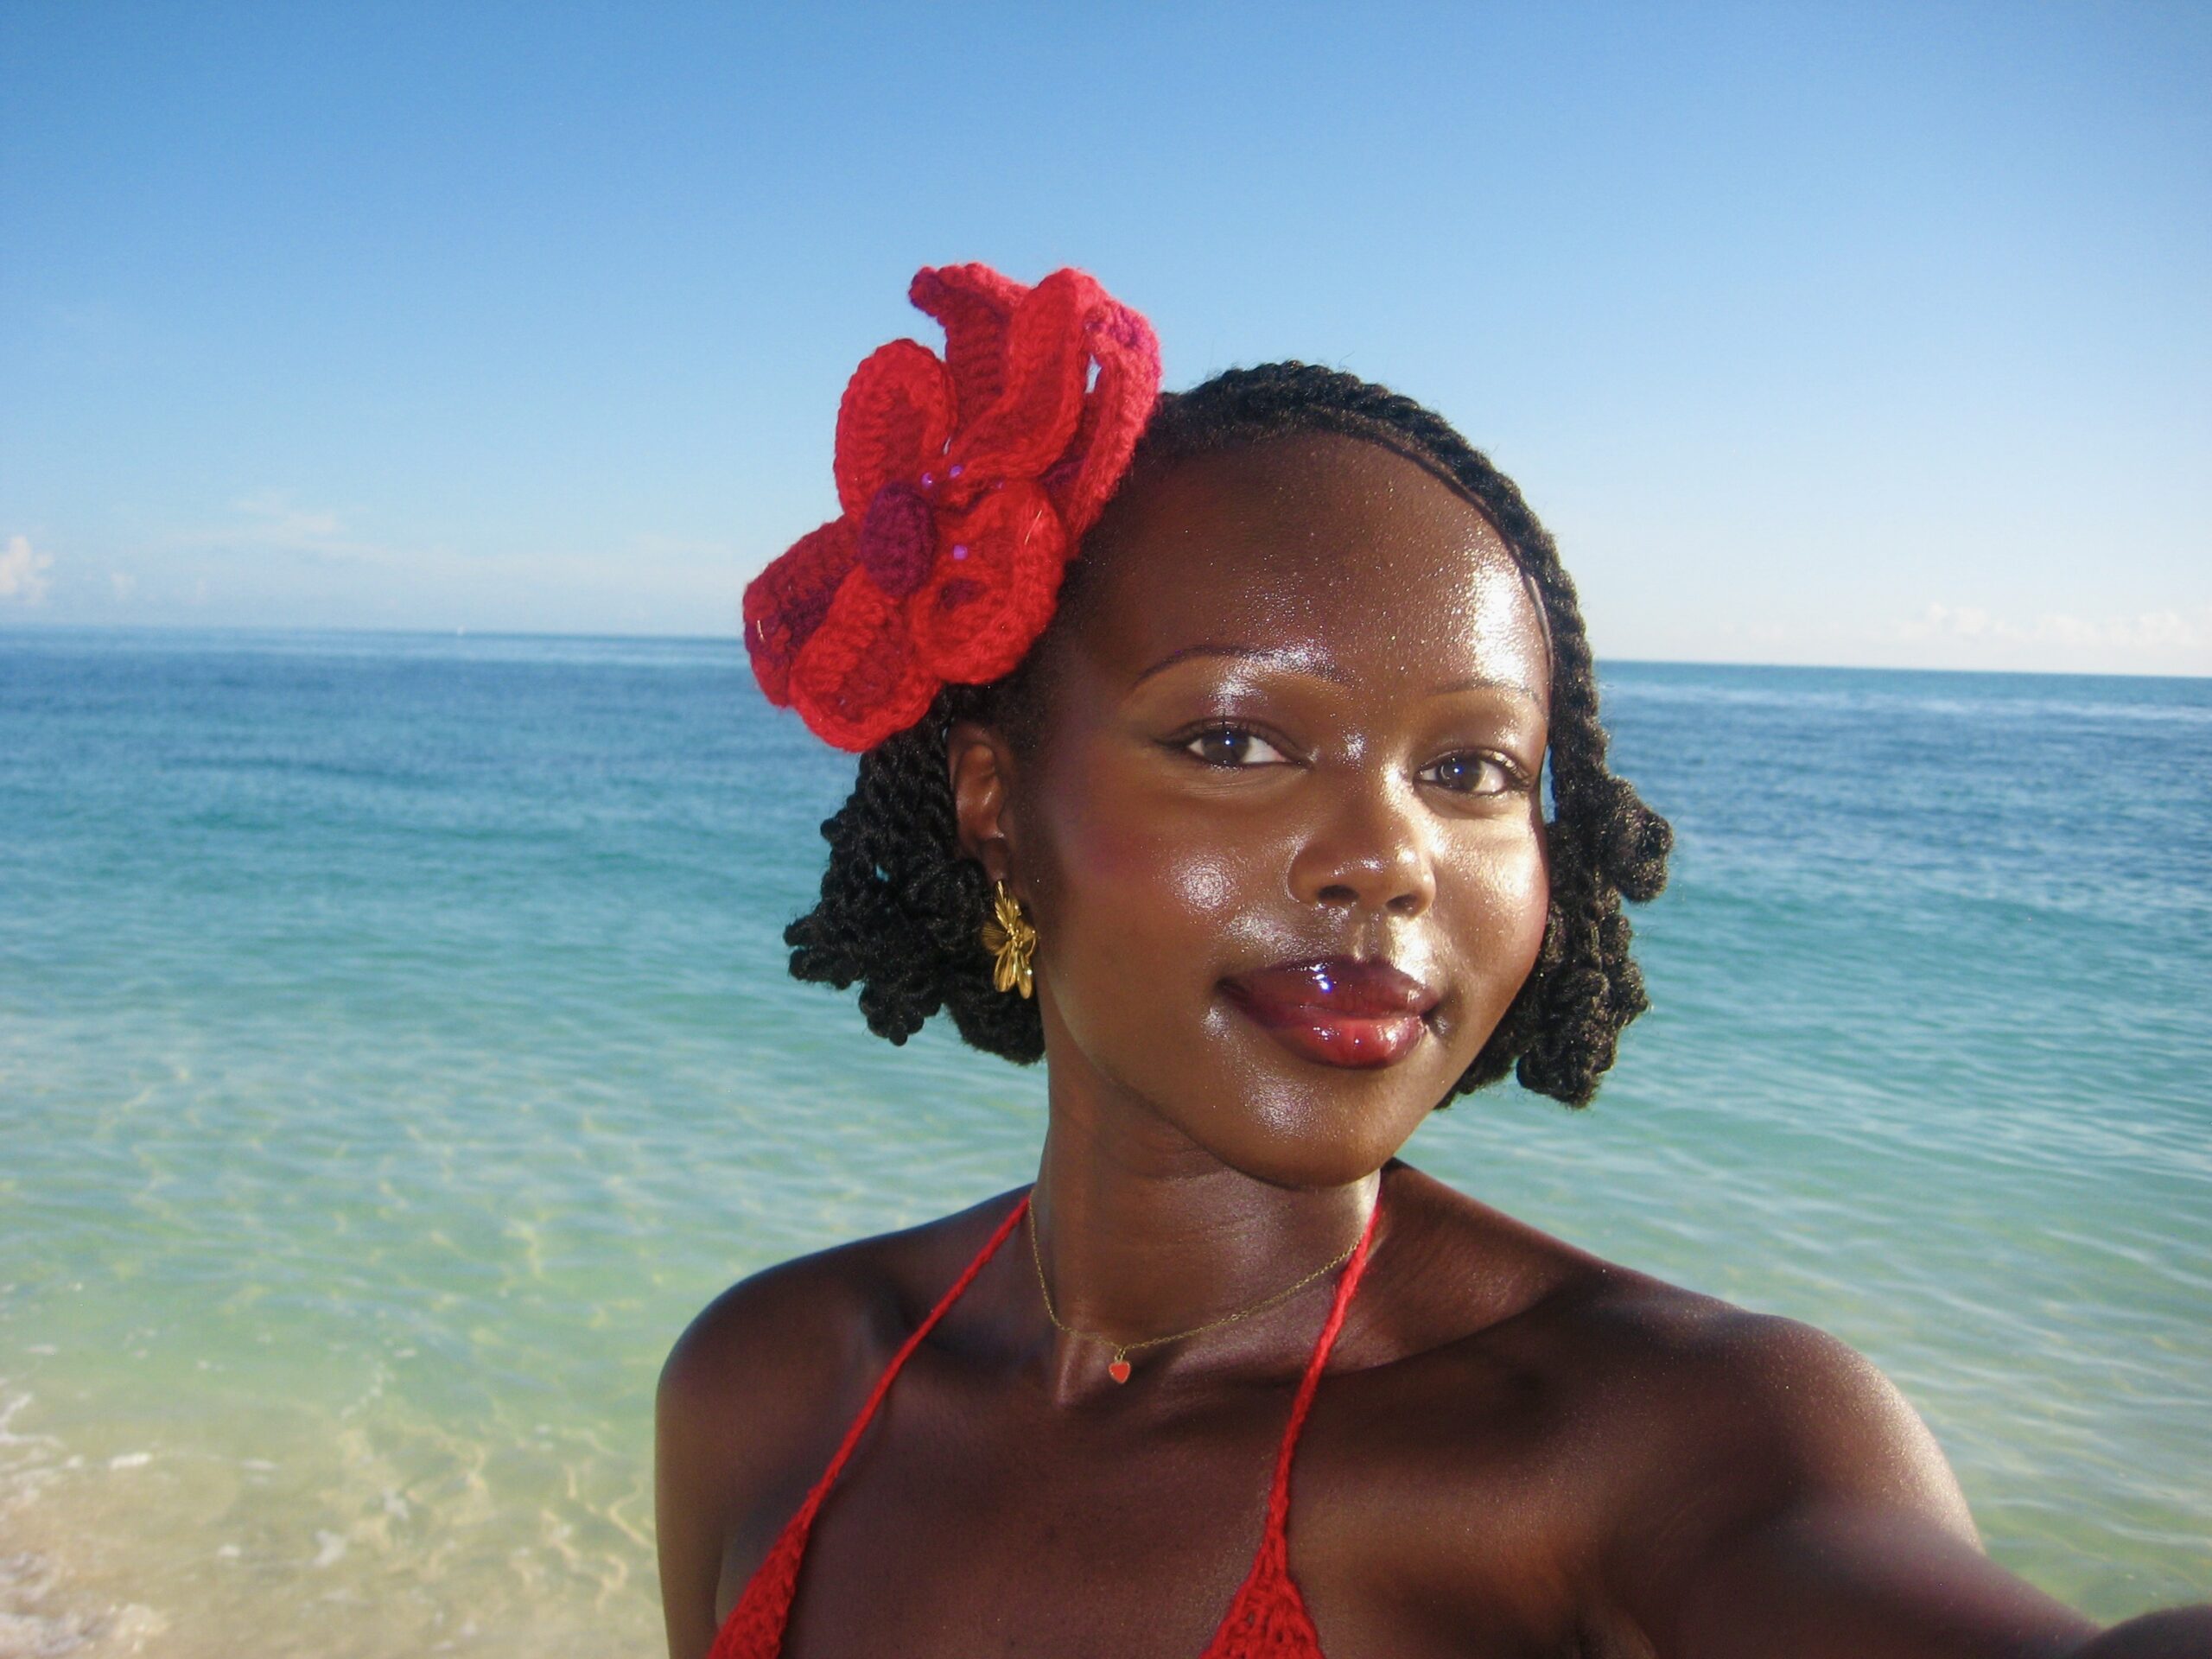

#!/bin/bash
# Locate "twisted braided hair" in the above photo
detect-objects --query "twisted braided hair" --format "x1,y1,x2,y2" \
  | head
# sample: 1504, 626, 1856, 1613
782, 364, 1672, 1108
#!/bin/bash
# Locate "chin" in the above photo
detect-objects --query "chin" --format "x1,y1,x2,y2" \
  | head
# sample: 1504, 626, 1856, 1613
1180, 1071, 1440, 1192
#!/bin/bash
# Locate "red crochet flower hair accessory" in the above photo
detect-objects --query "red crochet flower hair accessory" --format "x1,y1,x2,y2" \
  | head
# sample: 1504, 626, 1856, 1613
742, 264, 1162, 752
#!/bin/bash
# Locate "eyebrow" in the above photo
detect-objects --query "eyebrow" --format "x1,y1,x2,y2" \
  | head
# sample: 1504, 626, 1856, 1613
1132, 643, 1545, 706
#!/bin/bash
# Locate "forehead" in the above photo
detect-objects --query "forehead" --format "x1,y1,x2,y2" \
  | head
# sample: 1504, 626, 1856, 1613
1060, 430, 1549, 705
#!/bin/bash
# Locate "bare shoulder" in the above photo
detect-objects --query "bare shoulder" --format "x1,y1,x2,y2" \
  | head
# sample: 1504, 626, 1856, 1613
1558, 1258, 1975, 1543
1376, 1162, 1974, 1555
653, 1188, 1026, 1656
657, 1185, 1025, 1498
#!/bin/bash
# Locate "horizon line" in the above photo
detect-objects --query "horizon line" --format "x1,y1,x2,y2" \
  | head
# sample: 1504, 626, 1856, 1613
3, 619, 2207, 684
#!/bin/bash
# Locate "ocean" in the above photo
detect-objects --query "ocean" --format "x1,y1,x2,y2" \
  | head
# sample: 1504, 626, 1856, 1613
2, 627, 2206, 1655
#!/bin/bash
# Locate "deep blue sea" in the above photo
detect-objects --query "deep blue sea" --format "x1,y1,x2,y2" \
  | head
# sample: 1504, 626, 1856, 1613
2, 627, 2207, 1655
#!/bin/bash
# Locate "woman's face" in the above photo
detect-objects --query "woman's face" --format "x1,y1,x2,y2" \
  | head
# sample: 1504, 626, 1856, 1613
968, 430, 1554, 1189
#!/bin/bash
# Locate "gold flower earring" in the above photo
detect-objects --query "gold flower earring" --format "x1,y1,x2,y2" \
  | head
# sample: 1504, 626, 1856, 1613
980, 880, 1037, 999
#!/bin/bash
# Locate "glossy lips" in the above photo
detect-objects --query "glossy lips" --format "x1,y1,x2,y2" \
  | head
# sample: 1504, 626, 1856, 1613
1220, 958, 1438, 1070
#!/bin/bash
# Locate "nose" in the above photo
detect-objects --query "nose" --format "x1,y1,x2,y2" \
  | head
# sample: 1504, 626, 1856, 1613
1287, 768, 1436, 919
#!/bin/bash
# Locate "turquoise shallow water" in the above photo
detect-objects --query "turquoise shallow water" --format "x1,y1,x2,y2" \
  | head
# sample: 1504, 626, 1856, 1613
1, 626, 2207, 1655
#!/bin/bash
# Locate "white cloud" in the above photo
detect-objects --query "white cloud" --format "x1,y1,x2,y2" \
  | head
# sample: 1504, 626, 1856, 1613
232, 489, 343, 543
168, 491, 390, 564
1891, 601, 2209, 655
0, 534, 54, 604
111, 571, 138, 601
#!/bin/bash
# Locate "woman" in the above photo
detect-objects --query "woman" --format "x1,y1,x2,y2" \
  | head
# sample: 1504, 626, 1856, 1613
658, 264, 2209, 1657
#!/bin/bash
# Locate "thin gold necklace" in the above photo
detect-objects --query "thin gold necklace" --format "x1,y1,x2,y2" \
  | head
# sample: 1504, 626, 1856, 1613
1025, 1198, 1363, 1383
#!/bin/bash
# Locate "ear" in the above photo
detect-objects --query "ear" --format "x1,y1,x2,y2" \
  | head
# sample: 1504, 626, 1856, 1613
948, 719, 1020, 885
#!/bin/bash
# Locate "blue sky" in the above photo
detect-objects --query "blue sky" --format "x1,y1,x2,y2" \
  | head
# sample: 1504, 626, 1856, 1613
3, 2, 2206, 673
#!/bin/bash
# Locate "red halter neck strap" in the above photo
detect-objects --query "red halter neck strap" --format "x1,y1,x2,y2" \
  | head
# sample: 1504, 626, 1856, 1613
790, 1190, 1033, 1529
712, 1183, 1383, 1659
1264, 1186, 1382, 1534
792, 1179, 1381, 1533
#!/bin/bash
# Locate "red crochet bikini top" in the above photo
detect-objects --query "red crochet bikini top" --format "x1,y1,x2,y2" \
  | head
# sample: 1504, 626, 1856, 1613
706, 1185, 1382, 1659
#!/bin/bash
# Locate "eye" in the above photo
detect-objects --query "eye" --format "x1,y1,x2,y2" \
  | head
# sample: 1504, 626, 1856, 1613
1182, 725, 1292, 768
1418, 752, 1522, 795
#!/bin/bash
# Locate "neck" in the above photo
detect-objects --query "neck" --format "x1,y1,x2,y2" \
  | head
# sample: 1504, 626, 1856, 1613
1026, 1071, 1380, 1396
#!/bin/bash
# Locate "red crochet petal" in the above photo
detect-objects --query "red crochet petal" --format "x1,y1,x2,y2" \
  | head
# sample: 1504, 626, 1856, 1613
943, 270, 1096, 487
833, 340, 956, 524
788, 567, 942, 752
908, 264, 1028, 429
741, 517, 858, 707
908, 480, 1069, 684
1047, 295, 1162, 539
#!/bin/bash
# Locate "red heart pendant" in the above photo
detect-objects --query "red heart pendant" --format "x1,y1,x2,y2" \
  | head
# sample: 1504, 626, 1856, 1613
1108, 1358, 1132, 1383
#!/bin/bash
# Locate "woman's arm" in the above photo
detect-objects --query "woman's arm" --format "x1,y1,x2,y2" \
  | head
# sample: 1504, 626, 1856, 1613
1605, 1310, 2210, 1657
653, 1254, 884, 1659
656, 1312, 747, 1659
1658, 1494, 2209, 1657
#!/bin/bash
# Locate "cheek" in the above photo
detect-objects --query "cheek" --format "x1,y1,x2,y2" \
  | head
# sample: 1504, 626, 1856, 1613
1031, 782, 1255, 979
1499, 831, 1552, 958
1017, 755, 1280, 1046
1440, 828, 1552, 1016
